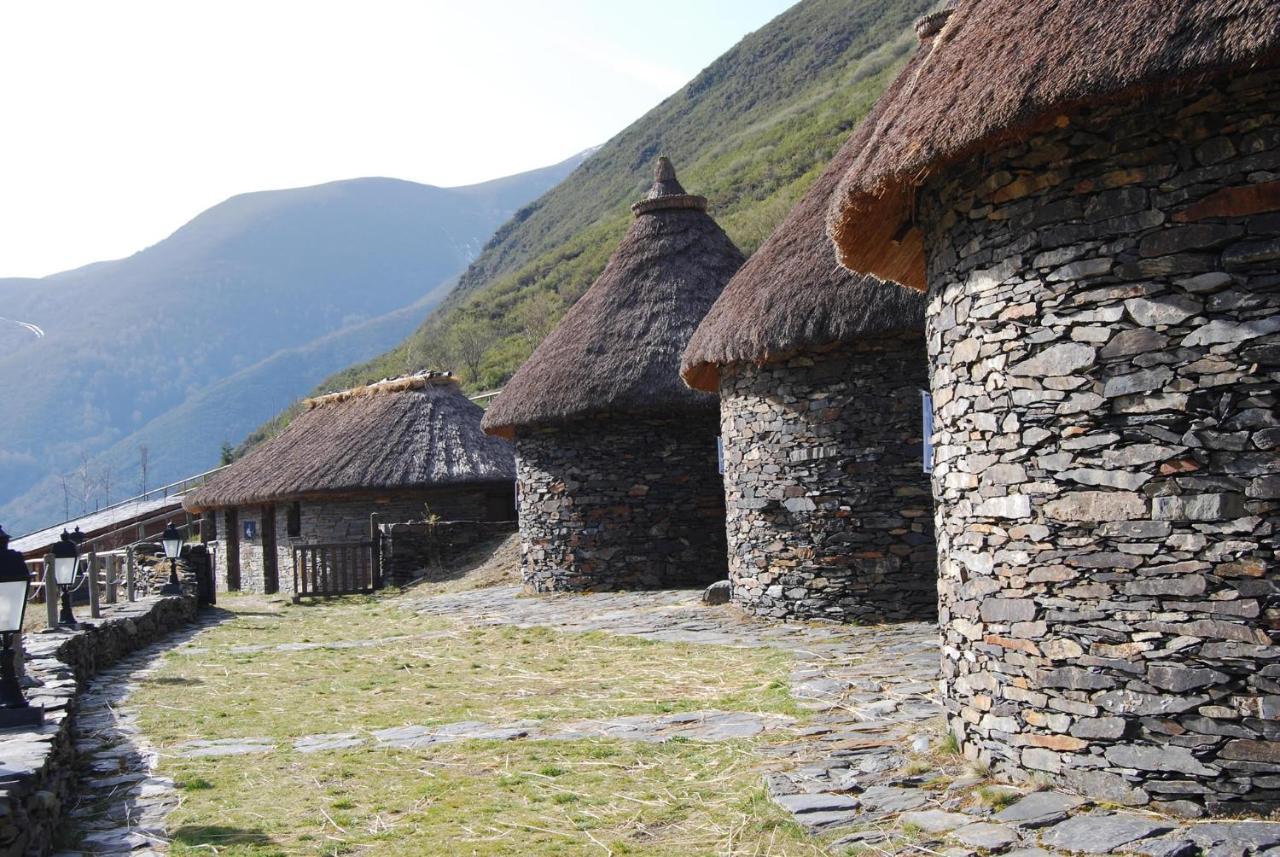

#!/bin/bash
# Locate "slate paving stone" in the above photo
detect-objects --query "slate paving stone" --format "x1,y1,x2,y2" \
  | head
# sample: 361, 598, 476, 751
1184, 822, 1280, 852
859, 785, 931, 813
901, 809, 974, 833
775, 792, 860, 814
952, 822, 1021, 852
995, 791, 1088, 828
1130, 837, 1200, 857
1040, 813, 1176, 854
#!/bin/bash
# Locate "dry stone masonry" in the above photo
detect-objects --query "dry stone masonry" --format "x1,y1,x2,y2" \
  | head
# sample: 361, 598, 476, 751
921, 68, 1280, 814
718, 336, 936, 621
516, 415, 726, 591
0, 596, 196, 857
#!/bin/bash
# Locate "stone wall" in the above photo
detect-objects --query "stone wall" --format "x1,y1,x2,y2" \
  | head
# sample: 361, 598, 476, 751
0, 596, 197, 856
380, 519, 518, 586
719, 337, 936, 621
204, 487, 513, 595
516, 413, 727, 591
921, 67, 1280, 814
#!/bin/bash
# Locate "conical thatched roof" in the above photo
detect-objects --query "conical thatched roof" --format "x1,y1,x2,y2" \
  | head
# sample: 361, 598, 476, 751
482, 158, 745, 439
682, 119, 925, 393
185, 373, 514, 511
827, 0, 1280, 290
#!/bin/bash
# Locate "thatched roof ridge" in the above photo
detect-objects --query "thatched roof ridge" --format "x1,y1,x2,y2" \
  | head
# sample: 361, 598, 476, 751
681, 116, 925, 393
482, 159, 745, 438
185, 373, 514, 510
827, 0, 1280, 290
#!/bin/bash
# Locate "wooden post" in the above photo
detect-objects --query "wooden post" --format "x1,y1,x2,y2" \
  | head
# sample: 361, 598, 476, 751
88, 550, 101, 619
126, 547, 137, 601
105, 554, 118, 604
370, 513, 382, 591
43, 554, 58, 628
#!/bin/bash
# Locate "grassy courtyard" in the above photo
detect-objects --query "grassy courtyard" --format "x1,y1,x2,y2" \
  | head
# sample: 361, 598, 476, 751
127, 594, 829, 856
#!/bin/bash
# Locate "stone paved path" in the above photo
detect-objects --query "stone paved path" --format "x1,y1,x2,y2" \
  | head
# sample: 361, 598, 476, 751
407, 587, 1280, 856
56, 614, 226, 857
58, 588, 1280, 856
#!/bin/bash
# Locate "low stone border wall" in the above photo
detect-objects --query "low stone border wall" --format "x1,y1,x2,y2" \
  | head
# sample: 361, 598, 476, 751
381, 519, 516, 586
0, 595, 197, 856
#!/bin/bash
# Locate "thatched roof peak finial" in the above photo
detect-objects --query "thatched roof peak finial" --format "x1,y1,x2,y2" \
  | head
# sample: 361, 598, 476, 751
915, 8, 952, 41
632, 156, 708, 216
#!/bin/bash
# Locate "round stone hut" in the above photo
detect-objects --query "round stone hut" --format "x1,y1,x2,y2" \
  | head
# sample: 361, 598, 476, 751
185, 373, 515, 595
482, 158, 744, 592
827, 1, 1280, 814
681, 132, 935, 623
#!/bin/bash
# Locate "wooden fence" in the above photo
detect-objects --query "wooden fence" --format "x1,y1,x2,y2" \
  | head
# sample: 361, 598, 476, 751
291, 540, 382, 602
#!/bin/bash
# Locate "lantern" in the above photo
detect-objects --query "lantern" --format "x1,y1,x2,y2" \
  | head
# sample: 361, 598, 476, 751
0, 525, 43, 728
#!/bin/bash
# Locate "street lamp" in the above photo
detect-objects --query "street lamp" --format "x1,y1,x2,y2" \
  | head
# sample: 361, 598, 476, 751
0, 525, 44, 728
160, 522, 184, 595
51, 531, 81, 629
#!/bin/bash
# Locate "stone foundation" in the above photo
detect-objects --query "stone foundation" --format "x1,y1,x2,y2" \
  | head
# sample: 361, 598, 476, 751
922, 68, 1280, 813
719, 338, 936, 621
515, 414, 727, 591
0, 596, 197, 856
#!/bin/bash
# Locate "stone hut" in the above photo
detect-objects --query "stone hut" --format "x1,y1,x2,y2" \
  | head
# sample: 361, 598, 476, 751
827, 0, 1280, 814
681, 133, 935, 623
482, 158, 745, 592
185, 373, 516, 595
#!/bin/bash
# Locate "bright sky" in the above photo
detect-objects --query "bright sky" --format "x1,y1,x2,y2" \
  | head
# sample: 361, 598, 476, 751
0, 0, 795, 279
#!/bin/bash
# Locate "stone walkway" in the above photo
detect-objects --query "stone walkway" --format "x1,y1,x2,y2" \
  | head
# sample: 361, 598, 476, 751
58, 587, 1280, 856
55, 614, 226, 857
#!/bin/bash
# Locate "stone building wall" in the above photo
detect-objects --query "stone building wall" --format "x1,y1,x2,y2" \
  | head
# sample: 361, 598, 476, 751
719, 337, 936, 621
204, 487, 514, 595
920, 67, 1280, 814
516, 413, 726, 591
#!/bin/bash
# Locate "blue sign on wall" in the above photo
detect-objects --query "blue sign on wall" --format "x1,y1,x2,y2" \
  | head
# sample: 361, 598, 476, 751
243, 520, 258, 540
921, 390, 934, 474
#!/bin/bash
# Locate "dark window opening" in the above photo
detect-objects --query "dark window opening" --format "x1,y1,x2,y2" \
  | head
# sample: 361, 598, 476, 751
287, 502, 301, 538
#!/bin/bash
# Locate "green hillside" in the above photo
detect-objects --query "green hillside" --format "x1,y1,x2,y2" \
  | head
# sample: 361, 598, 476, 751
260, 0, 933, 443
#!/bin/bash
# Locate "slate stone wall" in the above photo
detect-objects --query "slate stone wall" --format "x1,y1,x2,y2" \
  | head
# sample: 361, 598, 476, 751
0, 596, 197, 857
206, 487, 513, 595
381, 519, 518, 586
921, 68, 1280, 814
515, 414, 727, 591
718, 338, 937, 621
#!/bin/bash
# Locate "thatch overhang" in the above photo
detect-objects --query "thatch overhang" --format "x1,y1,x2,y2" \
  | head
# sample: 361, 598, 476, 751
482, 158, 745, 439
184, 373, 515, 512
681, 118, 925, 393
826, 0, 1280, 291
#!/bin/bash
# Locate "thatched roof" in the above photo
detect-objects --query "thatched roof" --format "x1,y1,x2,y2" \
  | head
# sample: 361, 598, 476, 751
482, 158, 745, 438
827, 0, 1280, 291
681, 118, 925, 393
185, 373, 514, 510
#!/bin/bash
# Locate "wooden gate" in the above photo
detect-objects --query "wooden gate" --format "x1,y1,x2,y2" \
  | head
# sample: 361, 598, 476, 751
291, 539, 382, 602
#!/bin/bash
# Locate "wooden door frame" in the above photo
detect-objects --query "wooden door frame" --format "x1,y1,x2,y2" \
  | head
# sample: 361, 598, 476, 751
225, 508, 242, 591
261, 505, 279, 594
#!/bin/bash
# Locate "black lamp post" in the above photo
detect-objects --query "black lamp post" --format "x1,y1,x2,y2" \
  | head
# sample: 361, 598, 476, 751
160, 522, 184, 595
51, 530, 81, 629
0, 525, 43, 728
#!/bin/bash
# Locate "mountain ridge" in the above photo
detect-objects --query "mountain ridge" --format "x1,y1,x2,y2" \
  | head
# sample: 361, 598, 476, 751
1, 150, 591, 534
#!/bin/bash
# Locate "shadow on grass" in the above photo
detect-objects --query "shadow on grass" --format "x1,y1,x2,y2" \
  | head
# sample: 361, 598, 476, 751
170, 824, 278, 849
140, 675, 203, 686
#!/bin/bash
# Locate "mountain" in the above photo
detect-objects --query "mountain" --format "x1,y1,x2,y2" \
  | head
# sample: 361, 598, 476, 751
0, 152, 590, 534
303, 0, 935, 401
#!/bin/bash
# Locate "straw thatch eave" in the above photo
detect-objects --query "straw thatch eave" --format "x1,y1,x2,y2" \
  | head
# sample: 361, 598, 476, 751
681, 116, 925, 393
826, 0, 1280, 291
482, 159, 745, 438
184, 374, 514, 511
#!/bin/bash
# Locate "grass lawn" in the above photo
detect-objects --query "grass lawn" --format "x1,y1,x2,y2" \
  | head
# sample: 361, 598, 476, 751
126, 594, 830, 856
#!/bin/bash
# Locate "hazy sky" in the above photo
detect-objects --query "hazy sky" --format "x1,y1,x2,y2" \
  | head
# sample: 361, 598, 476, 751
0, 0, 795, 278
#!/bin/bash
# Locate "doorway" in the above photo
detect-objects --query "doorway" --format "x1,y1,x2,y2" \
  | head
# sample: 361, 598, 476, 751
225, 508, 242, 591
262, 505, 279, 594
